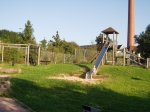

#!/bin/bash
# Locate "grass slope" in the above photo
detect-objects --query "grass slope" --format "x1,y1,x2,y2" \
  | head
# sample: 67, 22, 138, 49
1, 64, 149, 112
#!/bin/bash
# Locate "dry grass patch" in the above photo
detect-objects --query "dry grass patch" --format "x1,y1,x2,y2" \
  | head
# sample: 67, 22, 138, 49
0, 68, 22, 74
48, 74, 108, 84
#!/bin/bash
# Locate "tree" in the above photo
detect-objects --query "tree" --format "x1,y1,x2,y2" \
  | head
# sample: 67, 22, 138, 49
48, 31, 79, 54
0, 30, 21, 43
95, 34, 105, 51
40, 38, 47, 50
22, 20, 35, 44
95, 34, 104, 45
63, 41, 77, 54
49, 31, 63, 47
135, 24, 150, 58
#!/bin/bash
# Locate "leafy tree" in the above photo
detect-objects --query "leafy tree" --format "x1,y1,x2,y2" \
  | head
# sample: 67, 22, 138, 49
95, 34, 105, 51
40, 38, 47, 50
135, 24, 150, 58
20, 20, 37, 65
0, 30, 21, 43
22, 20, 36, 44
63, 41, 75, 54
4, 48, 24, 64
49, 31, 63, 47
95, 33, 104, 45
48, 31, 79, 54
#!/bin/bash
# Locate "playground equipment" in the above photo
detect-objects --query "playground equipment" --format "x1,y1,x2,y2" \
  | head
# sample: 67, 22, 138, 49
124, 50, 150, 68
86, 42, 110, 79
95, 42, 110, 70
86, 27, 150, 79
86, 27, 118, 79
0, 43, 40, 65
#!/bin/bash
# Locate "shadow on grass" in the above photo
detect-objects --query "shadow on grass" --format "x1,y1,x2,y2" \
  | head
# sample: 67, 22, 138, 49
10, 78, 150, 112
75, 64, 90, 72
131, 77, 142, 81
75, 64, 91, 78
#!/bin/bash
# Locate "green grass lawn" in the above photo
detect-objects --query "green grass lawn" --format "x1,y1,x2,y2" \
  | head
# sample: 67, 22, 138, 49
1, 64, 150, 112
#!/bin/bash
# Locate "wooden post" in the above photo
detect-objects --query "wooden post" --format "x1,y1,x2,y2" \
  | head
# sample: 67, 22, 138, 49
147, 58, 149, 68
37, 46, 40, 65
1, 45, 4, 63
84, 49, 86, 62
25, 47, 27, 64
116, 34, 118, 50
27, 45, 30, 65
64, 54, 65, 64
112, 33, 115, 65
102, 34, 104, 43
74, 48, 77, 59
123, 48, 126, 66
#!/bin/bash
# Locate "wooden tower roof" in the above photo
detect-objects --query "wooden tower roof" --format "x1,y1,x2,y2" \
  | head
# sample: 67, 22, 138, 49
102, 27, 119, 35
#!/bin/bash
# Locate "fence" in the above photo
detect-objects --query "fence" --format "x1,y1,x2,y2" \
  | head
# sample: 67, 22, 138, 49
40, 49, 97, 64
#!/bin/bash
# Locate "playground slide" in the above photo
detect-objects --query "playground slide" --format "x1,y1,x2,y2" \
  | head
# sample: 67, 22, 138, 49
94, 42, 110, 69
86, 42, 109, 79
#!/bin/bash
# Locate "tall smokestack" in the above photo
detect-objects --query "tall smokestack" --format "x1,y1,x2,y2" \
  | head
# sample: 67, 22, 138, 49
127, 0, 135, 51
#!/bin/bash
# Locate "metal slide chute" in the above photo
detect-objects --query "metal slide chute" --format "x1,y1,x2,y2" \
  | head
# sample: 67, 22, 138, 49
95, 42, 110, 70
86, 42, 110, 79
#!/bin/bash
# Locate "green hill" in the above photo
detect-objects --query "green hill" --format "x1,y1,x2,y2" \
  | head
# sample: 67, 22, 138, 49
1, 64, 149, 112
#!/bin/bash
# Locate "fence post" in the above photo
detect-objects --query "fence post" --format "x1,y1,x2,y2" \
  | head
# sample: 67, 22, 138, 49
147, 58, 149, 68
1, 45, 4, 63
27, 45, 30, 65
64, 54, 65, 64
37, 46, 40, 65
123, 48, 126, 66
84, 49, 86, 62
25, 47, 27, 64
74, 48, 77, 59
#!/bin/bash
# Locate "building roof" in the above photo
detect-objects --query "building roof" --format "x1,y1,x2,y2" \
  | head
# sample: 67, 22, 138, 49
102, 27, 119, 34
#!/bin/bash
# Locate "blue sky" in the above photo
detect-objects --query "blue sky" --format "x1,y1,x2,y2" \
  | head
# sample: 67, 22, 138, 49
0, 0, 150, 46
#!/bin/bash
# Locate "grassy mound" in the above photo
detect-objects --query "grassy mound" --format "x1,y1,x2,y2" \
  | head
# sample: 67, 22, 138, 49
2, 64, 150, 112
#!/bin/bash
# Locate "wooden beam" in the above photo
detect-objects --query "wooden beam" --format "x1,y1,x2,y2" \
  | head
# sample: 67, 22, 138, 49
4, 46, 27, 49
25, 47, 27, 64
27, 45, 30, 65
64, 54, 65, 64
0, 43, 28, 46
1, 46, 4, 63
37, 46, 40, 65
112, 33, 115, 65
123, 48, 126, 66
116, 34, 118, 50
147, 58, 149, 68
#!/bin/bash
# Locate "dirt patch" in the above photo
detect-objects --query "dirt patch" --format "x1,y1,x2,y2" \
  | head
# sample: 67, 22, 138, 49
0, 68, 22, 74
48, 75, 107, 84
0, 97, 33, 112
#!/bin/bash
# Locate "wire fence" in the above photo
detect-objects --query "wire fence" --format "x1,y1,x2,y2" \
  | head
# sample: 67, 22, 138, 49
40, 49, 97, 64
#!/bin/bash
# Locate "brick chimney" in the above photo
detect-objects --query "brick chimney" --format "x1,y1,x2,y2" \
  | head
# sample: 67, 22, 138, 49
127, 0, 135, 51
